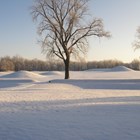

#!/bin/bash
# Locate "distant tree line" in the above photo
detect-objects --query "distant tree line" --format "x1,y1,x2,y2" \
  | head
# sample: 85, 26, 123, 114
0, 56, 140, 71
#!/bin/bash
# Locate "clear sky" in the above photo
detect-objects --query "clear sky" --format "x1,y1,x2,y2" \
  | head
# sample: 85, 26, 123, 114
0, 0, 140, 62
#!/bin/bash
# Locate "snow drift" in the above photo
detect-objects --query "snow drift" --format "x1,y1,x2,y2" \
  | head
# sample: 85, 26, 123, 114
40, 71, 63, 76
86, 66, 134, 72
0, 71, 45, 88
111, 66, 134, 72
0, 71, 45, 79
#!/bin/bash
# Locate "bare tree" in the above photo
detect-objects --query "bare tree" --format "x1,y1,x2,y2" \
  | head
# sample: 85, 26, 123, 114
31, 0, 110, 79
133, 26, 140, 50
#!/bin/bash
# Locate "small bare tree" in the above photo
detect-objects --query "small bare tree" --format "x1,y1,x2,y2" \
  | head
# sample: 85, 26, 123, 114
31, 0, 110, 79
133, 26, 140, 50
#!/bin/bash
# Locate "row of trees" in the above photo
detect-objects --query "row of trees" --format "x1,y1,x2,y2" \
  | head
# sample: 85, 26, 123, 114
0, 56, 140, 71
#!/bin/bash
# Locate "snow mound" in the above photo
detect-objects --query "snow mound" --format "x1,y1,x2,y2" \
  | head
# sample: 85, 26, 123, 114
86, 68, 110, 72
86, 66, 134, 72
111, 66, 134, 72
0, 71, 45, 79
40, 71, 62, 76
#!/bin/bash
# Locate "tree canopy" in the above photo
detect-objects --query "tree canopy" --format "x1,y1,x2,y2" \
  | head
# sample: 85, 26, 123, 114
31, 0, 110, 79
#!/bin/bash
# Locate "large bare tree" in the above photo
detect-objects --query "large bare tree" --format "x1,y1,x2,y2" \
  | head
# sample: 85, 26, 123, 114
133, 26, 140, 50
31, 0, 110, 79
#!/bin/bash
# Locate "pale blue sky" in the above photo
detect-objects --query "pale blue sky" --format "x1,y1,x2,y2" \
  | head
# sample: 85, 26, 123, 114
0, 0, 140, 62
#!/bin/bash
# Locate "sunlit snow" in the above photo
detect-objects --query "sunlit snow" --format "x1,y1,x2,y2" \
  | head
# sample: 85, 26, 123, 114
0, 66, 140, 140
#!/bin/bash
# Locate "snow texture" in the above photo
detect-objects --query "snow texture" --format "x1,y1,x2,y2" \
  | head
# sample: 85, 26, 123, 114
0, 66, 140, 140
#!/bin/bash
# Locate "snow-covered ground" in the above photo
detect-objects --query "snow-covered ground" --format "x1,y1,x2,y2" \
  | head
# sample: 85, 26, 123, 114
0, 66, 140, 140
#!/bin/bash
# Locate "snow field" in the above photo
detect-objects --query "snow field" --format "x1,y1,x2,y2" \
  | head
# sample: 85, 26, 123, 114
0, 66, 140, 140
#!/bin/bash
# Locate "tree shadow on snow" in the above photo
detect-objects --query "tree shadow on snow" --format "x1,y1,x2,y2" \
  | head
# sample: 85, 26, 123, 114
51, 79, 140, 90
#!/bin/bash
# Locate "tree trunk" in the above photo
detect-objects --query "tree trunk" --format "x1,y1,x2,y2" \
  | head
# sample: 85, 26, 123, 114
64, 57, 70, 79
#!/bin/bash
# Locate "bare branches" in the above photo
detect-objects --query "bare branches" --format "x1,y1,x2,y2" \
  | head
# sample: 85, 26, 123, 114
32, 0, 110, 60
133, 26, 140, 50
133, 41, 140, 51
31, 0, 110, 78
